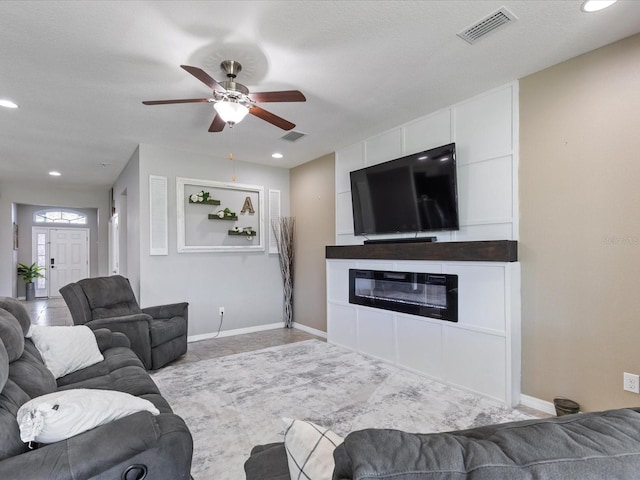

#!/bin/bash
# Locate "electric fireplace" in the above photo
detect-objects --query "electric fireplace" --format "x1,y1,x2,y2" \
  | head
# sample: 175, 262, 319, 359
349, 269, 458, 322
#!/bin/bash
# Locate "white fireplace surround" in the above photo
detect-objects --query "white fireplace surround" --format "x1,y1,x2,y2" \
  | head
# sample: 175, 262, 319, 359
327, 257, 520, 406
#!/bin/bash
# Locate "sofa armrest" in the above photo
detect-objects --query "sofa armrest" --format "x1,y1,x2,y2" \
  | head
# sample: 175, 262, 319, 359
92, 328, 131, 351
245, 443, 290, 480
87, 313, 152, 328
142, 302, 188, 320
86, 314, 153, 369
333, 409, 640, 480
0, 412, 192, 480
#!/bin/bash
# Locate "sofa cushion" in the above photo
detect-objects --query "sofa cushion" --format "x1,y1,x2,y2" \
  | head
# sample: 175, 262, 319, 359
0, 379, 31, 461
27, 325, 104, 379
0, 298, 31, 335
78, 275, 142, 319
0, 339, 31, 461
150, 317, 187, 347
0, 310, 24, 362
56, 347, 161, 399
17, 388, 160, 443
8, 344, 57, 399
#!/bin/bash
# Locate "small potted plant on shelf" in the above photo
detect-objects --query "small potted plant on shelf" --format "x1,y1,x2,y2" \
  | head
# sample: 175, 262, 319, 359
17, 262, 44, 301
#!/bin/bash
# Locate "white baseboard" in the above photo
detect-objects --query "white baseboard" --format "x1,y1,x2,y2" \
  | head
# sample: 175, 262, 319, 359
188, 321, 328, 343
293, 322, 327, 339
519, 394, 557, 415
188, 322, 284, 343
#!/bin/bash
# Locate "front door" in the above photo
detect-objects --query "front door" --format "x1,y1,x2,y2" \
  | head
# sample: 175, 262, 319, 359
33, 227, 89, 298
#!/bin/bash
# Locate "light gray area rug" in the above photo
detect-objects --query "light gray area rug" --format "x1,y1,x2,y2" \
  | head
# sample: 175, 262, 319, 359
152, 340, 539, 480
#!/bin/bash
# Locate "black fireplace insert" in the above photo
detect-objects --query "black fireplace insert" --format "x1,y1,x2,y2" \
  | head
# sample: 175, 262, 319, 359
349, 269, 458, 322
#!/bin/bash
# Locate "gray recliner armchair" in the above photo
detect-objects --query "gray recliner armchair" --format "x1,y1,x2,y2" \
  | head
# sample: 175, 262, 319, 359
59, 275, 188, 370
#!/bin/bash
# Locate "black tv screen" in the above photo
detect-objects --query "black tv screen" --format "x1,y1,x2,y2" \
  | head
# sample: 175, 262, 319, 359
350, 143, 459, 236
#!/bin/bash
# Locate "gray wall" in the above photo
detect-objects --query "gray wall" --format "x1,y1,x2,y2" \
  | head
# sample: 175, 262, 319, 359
120, 144, 290, 337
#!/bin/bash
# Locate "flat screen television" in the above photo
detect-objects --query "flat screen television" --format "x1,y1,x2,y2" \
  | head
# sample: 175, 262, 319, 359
350, 143, 459, 236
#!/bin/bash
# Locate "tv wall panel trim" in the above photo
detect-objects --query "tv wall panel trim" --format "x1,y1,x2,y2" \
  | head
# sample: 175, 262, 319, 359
326, 240, 517, 262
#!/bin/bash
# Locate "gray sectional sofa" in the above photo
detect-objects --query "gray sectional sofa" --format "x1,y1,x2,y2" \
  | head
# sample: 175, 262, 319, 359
245, 408, 640, 479
0, 296, 193, 480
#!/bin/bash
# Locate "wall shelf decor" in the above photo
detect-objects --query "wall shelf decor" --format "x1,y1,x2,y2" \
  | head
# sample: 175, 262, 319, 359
187, 190, 220, 205
228, 229, 256, 237
189, 198, 221, 205
177, 177, 264, 253
209, 214, 238, 221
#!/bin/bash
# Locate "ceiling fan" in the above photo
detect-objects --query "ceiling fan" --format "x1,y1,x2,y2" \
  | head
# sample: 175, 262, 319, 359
142, 61, 306, 132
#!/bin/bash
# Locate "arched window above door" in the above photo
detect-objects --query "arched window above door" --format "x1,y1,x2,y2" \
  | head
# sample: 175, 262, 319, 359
33, 209, 87, 224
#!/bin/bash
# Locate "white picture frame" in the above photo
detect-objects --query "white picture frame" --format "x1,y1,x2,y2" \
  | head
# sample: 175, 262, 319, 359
176, 177, 264, 253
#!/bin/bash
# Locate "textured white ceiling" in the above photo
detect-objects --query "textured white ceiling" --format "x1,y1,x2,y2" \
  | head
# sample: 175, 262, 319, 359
1, 1, 639, 188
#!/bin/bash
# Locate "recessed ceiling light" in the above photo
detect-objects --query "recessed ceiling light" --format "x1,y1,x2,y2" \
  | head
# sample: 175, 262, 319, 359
0, 99, 19, 109
581, 0, 617, 12
272, 153, 283, 159
49, 171, 61, 177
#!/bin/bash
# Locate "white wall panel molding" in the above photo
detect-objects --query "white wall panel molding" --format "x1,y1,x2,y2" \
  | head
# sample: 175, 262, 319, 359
334, 81, 519, 246
149, 175, 168, 256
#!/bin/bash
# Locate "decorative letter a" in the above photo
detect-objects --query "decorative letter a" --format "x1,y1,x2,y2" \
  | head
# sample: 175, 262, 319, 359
241, 196, 255, 214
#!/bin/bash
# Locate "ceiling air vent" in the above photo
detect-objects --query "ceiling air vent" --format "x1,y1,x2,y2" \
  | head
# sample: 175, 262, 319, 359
457, 7, 517, 45
281, 130, 306, 142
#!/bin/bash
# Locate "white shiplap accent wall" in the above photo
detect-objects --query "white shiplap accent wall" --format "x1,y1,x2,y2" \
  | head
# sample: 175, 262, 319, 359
329, 82, 521, 406
335, 82, 519, 245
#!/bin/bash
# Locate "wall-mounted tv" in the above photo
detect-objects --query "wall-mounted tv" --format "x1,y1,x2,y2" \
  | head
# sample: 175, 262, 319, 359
350, 143, 459, 236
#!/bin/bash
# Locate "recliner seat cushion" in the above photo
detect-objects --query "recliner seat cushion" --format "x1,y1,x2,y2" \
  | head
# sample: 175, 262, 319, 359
150, 317, 187, 347
78, 276, 142, 319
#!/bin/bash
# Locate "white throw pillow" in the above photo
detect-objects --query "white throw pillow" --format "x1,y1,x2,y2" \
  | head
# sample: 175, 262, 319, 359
17, 389, 160, 443
27, 325, 104, 378
283, 418, 344, 480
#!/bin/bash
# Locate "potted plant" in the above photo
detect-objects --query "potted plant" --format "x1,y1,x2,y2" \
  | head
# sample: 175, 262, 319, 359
17, 262, 44, 301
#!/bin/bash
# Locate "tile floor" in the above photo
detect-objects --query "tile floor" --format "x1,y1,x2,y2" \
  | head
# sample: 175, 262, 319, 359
21, 297, 325, 365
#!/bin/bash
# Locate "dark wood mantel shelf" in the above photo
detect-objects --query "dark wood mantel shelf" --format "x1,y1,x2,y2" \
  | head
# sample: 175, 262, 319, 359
326, 240, 517, 262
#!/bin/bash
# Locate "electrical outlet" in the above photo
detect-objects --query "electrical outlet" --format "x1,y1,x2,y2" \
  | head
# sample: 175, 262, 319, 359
623, 372, 639, 393
219, 307, 225, 316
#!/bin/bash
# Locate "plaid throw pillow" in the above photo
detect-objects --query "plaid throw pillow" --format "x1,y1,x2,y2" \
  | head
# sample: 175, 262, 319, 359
283, 418, 344, 480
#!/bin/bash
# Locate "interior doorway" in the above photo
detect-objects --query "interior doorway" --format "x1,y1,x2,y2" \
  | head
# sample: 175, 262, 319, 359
32, 227, 89, 298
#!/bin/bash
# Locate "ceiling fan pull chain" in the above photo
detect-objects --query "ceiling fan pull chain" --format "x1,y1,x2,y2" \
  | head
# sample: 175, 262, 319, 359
230, 128, 237, 182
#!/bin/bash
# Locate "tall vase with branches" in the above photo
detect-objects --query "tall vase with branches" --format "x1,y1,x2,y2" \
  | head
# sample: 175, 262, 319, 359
272, 217, 295, 328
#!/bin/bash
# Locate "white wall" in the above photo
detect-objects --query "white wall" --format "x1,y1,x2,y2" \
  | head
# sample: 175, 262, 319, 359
131, 144, 289, 337
335, 82, 519, 245
0, 182, 110, 297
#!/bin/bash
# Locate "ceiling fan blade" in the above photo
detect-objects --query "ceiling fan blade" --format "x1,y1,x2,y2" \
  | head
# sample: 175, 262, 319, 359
249, 105, 295, 131
249, 90, 306, 103
180, 65, 226, 92
208, 114, 226, 132
142, 98, 211, 105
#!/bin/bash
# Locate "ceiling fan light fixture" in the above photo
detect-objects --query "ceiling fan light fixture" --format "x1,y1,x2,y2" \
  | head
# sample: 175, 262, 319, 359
214, 101, 249, 126
581, 0, 617, 12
